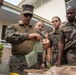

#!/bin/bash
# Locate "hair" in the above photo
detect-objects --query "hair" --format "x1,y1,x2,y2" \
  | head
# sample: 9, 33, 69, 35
35, 20, 44, 25
66, 6, 76, 11
51, 16, 61, 22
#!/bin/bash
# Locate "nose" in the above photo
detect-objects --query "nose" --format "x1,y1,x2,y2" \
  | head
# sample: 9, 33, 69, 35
26, 16, 31, 19
27, 15, 30, 18
68, 13, 71, 17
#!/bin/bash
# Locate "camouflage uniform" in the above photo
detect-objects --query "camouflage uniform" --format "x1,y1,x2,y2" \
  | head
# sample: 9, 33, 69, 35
59, 22, 76, 65
5, 22, 41, 75
49, 31, 59, 64
49, 30, 67, 65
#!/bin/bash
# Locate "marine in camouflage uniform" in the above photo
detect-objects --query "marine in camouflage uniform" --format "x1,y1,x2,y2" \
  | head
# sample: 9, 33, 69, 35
48, 16, 67, 65
59, 22, 76, 65
49, 30, 67, 65
5, 4, 42, 75
57, 6, 76, 66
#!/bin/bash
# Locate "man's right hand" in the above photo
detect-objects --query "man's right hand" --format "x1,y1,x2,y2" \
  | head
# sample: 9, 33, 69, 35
28, 33, 42, 41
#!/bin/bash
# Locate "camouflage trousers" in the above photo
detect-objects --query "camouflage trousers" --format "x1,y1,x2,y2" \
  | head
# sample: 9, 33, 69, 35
52, 51, 67, 65
9, 55, 42, 75
67, 51, 76, 66
52, 52, 58, 64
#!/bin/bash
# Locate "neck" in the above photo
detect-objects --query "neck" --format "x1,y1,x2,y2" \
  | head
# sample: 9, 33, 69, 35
25, 24, 30, 29
54, 28, 59, 33
69, 19, 76, 24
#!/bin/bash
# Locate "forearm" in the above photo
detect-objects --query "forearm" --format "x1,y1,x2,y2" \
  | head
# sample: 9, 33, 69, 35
42, 50, 46, 63
46, 47, 51, 62
5, 26, 29, 44
58, 41, 64, 62
6, 33, 29, 44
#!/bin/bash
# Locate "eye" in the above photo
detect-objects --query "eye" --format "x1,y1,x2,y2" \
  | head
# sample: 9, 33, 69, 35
52, 21, 54, 23
52, 20, 58, 23
23, 14, 33, 17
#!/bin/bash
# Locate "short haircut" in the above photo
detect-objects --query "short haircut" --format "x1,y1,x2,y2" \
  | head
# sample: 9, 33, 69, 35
51, 16, 61, 22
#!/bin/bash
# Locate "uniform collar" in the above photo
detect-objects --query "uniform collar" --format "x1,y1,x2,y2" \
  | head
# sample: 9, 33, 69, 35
18, 21, 32, 27
53, 29, 59, 34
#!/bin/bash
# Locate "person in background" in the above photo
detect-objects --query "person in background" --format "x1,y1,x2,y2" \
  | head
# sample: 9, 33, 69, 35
42, 16, 67, 68
5, 4, 42, 75
34, 20, 51, 69
49, 16, 61, 65
34, 20, 44, 32
56, 6, 76, 66
34, 20, 46, 68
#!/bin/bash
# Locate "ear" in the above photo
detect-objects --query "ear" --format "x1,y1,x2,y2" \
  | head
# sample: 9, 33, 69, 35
20, 13, 22, 18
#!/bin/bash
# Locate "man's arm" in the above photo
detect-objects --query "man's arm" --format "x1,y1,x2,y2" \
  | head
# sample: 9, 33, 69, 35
41, 50, 46, 68
55, 29, 65, 66
56, 41, 64, 66
5, 25, 29, 44
46, 47, 51, 62
5, 25, 41, 44
42, 50, 46, 63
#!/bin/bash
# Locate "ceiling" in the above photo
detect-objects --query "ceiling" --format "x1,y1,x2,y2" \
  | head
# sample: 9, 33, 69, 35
0, 8, 20, 23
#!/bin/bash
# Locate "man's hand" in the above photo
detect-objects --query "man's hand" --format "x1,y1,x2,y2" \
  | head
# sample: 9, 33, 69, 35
40, 63, 46, 69
42, 39, 51, 50
55, 60, 61, 66
28, 33, 42, 41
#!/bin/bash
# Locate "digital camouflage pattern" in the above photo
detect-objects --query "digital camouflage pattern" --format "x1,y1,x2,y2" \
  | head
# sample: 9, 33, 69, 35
5, 22, 37, 55
49, 30, 67, 65
49, 31, 59, 64
9, 55, 40, 75
59, 22, 76, 65
5, 22, 41, 74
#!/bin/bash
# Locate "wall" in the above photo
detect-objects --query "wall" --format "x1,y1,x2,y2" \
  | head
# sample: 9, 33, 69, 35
0, 23, 2, 40
34, 0, 67, 22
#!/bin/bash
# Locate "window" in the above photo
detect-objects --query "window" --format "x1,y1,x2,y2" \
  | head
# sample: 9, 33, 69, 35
65, 0, 70, 2
66, 0, 76, 9
34, 0, 50, 9
1, 25, 7, 40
